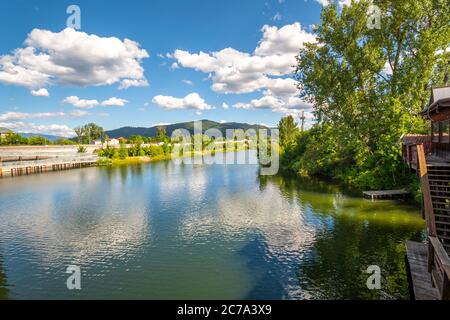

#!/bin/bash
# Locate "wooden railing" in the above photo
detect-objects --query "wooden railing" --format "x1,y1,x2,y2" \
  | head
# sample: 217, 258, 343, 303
429, 236, 450, 299
417, 144, 437, 236
403, 140, 432, 169
417, 143, 450, 299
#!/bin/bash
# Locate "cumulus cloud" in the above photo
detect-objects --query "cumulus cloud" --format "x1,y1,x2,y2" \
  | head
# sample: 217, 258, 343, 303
152, 93, 212, 110
63, 96, 128, 108
30, 88, 49, 97
118, 79, 149, 90
0, 28, 149, 90
63, 96, 99, 109
169, 22, 315, 118
0, 121, 75, 137
222, 102, 229, 109
101, 97, 128, 107
0, 110, 88, 121
234, 92, 312, 111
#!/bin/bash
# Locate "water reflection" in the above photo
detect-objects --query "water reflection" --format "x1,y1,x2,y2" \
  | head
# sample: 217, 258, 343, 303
265, 174, 425, 299
0, 152, 425, 299
0, 255, 8, 300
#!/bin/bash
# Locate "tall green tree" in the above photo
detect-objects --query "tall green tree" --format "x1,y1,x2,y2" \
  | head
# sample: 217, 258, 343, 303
278, 115, 300, 148
156, 126, 168, 142
294, 0, 449, 188
74, 123, 104, 144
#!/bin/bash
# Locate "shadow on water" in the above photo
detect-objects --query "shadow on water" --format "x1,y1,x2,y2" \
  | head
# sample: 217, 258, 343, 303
0, 255, 8, 300
240, 233, 287, 300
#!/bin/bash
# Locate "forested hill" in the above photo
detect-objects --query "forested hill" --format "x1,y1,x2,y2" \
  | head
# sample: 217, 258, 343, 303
105, 120, 270, 138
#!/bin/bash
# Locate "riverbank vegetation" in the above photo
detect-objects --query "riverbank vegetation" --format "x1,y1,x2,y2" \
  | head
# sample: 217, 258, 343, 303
279, 0, 449, 192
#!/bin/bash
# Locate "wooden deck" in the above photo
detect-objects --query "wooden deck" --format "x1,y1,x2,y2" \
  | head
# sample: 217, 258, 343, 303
363, 189, 410, 200
405, 241, 439, 300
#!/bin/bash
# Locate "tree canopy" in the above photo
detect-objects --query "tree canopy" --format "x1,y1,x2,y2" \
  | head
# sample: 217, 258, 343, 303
284, 0, 449, 189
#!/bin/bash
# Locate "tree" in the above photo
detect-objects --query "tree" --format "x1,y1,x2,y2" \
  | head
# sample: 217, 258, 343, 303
74, 123, 104, 144
156, 126, 168, 142
74, 126, 84, 144
278, 116, 300, 148
28, 136, 50, 145
293, 0, 449, 188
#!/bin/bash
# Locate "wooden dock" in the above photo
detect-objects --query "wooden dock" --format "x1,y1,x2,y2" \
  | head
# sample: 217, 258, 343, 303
363, 189, 410, 200
0, 155, 98, 178
405, 241, 439, 300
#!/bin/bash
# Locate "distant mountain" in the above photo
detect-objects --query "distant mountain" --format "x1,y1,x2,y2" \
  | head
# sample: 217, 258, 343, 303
19, 132, 63, 142
0, 128, 63, 142
105, 120, 270, 139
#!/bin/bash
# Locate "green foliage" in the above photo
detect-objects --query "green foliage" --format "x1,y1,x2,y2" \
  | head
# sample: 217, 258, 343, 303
281, 0, 449, 190
54, 138, 76, 145
77, 145, 87, 154
0, 132, 28, 146
96, 158, 112, 166
279, 116, 300, 148
27, 136, 50, 145
74, 123, 104, 144
119, 142, 128, 160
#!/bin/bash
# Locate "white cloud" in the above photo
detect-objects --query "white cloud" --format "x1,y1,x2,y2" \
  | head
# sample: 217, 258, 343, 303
63, 96, 99, 109
220, 120, 227, 124
222, 102, 229, 109
151, 122, 172, 127
101, 97, 128, 107
69, 110, 90, 117
30, 88, 49, 97
314, 0, 356, 7
169, 22, 315, 115
0, 121, 75, 137
182, 79, 194, 86
63, 96, 128, 108
119, 79, 149, 90
0, 110, 87, 121
233, 89, 312, 119
171, 62, 180, 70
152, 93, 212, 110
255, 23, 316, 57
0, 28, 149, 89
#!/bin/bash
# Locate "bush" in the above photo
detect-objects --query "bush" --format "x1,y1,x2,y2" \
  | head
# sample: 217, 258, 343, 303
77, 146, 87, 153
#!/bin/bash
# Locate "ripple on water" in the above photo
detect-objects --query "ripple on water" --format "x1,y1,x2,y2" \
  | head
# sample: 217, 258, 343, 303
0, 154, 425, 299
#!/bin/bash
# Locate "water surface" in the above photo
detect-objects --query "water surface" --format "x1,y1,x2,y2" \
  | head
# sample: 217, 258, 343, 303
0, 152, 425, 299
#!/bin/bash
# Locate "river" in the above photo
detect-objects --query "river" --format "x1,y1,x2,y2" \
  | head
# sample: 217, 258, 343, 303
0, 151, 425, 299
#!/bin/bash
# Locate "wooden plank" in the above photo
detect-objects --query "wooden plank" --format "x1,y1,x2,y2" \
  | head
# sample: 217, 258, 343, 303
362, 189, 410, 200
406, 241, 439, 300
417, 144, 437, 237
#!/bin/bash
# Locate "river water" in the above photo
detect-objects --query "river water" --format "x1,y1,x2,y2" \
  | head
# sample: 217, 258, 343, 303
0, 151, 425, 299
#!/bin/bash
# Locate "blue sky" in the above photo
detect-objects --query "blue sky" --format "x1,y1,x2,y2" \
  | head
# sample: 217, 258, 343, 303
0, 0, 324, 137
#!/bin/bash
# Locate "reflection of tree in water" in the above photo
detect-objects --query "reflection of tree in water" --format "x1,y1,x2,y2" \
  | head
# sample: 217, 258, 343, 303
0, 255, 8, 300
263, 174, 426, 299
297, 216, 423, 299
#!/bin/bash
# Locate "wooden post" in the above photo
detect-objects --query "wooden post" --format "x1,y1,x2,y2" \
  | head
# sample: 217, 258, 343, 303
417, 144, 437, 237
0, 157, 2, 177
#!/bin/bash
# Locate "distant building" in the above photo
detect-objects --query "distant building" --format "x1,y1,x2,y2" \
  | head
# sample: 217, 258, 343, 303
108, 138, 120, 146
92, 139, 103, 146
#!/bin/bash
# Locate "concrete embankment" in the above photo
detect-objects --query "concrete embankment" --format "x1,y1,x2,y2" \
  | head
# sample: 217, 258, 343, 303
0, 145, 99, 178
